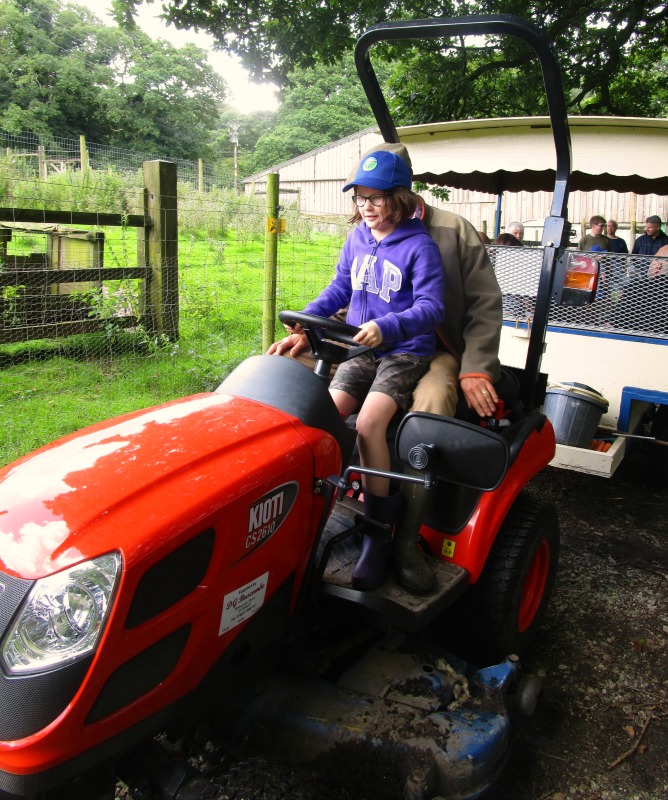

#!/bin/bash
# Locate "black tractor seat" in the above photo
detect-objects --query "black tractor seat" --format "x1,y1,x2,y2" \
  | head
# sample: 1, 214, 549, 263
394, 410, 550, 536
396, 408, 548, 488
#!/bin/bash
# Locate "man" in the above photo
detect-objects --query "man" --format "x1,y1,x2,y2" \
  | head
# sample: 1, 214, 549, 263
270, 142, 503, 594
606, 219, 628, 254
632, 215, 668, 256
508, 222, 524, 242
578, 215, 612, 252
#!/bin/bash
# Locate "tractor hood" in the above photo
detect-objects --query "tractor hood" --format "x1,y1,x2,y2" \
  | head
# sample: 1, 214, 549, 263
0, 392, 314, 580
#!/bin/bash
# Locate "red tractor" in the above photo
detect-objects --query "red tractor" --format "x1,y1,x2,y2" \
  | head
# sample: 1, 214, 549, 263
0, 16, 598, 800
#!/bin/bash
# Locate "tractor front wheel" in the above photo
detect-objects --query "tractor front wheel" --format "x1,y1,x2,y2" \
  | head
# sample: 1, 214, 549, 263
460, 492, 559, 664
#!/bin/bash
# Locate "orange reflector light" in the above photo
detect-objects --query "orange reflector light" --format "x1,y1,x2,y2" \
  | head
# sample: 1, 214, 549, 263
563, 256, 599, 293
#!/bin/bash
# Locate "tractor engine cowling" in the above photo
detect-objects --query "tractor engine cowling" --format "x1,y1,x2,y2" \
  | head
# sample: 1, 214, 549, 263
0, 365, 345, 798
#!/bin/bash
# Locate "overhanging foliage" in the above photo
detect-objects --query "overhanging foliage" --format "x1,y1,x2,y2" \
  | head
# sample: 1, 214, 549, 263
115, 0, 668, 121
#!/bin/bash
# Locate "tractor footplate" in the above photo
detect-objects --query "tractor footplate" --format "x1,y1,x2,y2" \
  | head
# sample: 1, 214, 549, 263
319, 501, 468, 631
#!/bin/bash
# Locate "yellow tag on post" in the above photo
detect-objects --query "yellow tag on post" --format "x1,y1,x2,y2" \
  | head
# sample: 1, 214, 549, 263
267, 218, 286, 234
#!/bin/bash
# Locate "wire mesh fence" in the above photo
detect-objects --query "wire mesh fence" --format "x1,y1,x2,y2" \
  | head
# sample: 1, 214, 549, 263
489, 245, 668, 339
1, 129, 223, 191
1, 157, 349, 466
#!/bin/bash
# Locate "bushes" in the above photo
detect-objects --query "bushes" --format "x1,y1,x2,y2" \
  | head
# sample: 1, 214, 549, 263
0, 154, 142, 214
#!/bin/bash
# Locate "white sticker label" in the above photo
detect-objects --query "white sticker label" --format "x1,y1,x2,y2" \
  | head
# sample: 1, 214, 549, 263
218, 572, 269, 636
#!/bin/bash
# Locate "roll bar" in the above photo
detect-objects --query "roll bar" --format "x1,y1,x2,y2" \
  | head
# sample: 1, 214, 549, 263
355, 15, 571, 219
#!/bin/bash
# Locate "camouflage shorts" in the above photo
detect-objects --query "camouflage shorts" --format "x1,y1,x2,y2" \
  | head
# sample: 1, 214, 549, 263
330, 351, 432, 412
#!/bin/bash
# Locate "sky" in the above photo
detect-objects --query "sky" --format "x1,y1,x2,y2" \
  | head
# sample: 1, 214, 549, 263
69, 0, 280, 115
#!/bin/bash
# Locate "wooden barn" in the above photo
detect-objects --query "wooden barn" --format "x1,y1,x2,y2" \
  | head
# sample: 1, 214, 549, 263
243, 116, 668, 248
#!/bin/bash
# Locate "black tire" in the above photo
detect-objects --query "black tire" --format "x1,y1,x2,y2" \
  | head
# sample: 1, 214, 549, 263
458, 492, 559, 664
513, 673, 543, 717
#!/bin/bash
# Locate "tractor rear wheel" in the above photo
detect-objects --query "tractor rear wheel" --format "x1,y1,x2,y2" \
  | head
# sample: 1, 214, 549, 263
454, 492, 559, 664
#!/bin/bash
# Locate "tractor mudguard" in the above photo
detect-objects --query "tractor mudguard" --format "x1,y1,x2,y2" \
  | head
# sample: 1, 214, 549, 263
217, 355, 357, 467
420, 414, 556, 581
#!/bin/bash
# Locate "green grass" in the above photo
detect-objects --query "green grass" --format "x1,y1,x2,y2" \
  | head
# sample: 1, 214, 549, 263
1, 227, 344, 467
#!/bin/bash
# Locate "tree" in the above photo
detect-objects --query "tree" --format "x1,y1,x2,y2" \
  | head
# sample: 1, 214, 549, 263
249, 56, 378, 172
0, 0, 228, 159
605, 48, 668, 119
100, 37, 227, 160
0, 0, 117, 139
115, 0, 668, 120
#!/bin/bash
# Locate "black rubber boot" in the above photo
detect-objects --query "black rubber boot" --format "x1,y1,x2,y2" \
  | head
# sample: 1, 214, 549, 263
393, 479, 434, 595
352, 491, 402, 591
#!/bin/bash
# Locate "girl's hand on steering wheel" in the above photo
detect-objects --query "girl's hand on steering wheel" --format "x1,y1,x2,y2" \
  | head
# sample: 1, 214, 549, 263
353, 321, 382, 348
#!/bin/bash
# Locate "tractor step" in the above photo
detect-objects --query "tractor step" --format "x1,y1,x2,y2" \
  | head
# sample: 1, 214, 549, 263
319, 500, 469, 632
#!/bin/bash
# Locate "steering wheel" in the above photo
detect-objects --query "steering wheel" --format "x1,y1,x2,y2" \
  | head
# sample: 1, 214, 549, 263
278, 311, 369, 378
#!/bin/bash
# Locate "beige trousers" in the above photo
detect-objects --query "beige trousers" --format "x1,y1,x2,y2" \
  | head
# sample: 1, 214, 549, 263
409, 352, 459, 417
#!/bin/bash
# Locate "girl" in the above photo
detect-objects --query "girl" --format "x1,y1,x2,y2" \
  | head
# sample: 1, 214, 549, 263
302, 150, 444, 590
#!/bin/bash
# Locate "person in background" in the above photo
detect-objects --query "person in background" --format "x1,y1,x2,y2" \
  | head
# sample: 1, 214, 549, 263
493, 232, 523, 246
508, 222, 524, 242
606, 220, 628, 254
578, 215, 612, 252
270, 142, 503, 595
477, 230, 491, 244
492, 233, 526, 319
632, 215, 668, 256
605, 219, 629, 294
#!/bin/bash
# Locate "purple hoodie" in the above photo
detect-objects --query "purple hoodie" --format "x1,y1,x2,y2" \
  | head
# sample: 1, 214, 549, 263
304, 218, 444, 358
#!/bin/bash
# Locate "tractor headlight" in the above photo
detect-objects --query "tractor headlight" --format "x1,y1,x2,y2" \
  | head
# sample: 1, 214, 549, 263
1, 553, 121, 675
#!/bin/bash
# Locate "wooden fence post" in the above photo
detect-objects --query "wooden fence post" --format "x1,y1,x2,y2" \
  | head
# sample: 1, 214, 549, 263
0, 228, 9, 267
38, 145, 47, 180
79, 136, 89, 174
141, 160, 179, 340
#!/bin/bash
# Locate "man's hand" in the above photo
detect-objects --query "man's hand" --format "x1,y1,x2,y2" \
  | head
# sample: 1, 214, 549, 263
266, 325, 310, 357
460, 376, 499, 418
648, 258, 668, 278
353, 321, 382, 348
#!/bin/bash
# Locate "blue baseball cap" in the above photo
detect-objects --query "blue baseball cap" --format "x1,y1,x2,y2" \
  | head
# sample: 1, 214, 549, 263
342, 150, 413, 193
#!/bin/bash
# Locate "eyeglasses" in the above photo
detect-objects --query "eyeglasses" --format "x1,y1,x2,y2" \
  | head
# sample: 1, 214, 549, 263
352, 193, 385, 207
